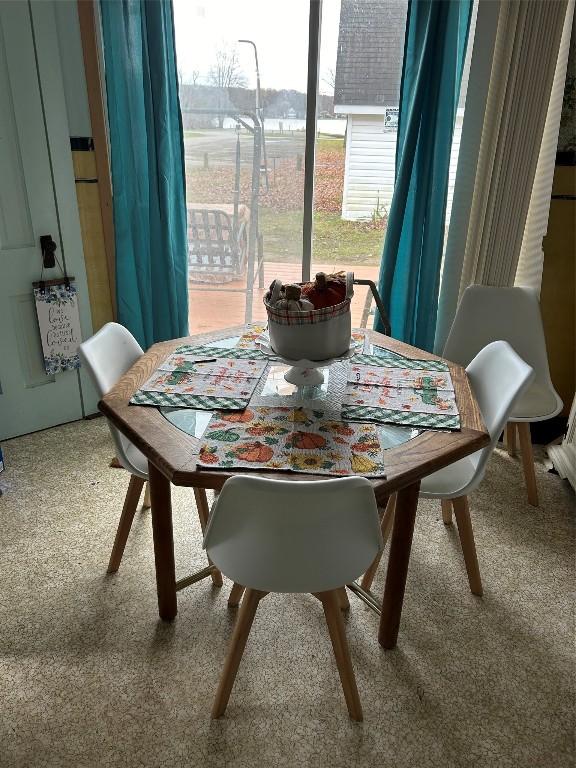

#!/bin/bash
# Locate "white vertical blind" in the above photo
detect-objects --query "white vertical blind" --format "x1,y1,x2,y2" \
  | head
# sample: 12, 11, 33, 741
435, 0, 569, 352
460, 0, 568, 289
515, 0, 575, 294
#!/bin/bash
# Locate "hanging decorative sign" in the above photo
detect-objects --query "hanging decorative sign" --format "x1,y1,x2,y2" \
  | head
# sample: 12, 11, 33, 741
33, 278, 82, 375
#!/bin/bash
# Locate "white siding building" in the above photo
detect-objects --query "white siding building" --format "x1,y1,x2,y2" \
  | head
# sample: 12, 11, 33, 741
335, 108, 464, 221
334, 0, 408, 222
334, 0, 470, 222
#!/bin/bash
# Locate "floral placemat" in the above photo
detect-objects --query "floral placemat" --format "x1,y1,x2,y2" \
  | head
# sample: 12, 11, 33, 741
349, 363, 454, 390
158, 354, 266, 378
343, 358, 460, 430
197, 407, 386, 477
130, 353, 267, 410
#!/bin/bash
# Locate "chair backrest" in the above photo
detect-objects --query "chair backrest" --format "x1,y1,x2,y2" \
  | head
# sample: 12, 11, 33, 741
203, 476, 382, 594
443, 285, 555, 407
465, 340, 534, 483
78, 323, 143, 470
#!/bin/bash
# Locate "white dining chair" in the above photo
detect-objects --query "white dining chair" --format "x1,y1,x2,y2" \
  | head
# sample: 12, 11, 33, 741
361, 341, 534, 597
442, 285, 562, 506
203, 475, 383, 721
79, 322, 220, 583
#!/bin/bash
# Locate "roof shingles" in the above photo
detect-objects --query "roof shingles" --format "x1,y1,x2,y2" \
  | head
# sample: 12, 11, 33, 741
334, 0, 408, 107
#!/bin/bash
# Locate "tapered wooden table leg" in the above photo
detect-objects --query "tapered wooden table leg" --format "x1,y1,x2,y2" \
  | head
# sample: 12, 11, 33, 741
148, 462, 177, 621
378, 481, 420, 650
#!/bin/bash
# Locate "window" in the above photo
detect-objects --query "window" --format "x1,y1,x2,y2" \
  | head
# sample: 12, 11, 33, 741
173, 0, 476, 334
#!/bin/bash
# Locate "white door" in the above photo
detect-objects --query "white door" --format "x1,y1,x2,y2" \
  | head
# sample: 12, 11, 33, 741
0, 1, 94, 440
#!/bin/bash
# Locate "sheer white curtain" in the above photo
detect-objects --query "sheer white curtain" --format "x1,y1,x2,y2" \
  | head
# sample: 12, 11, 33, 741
435, 0, 570, 354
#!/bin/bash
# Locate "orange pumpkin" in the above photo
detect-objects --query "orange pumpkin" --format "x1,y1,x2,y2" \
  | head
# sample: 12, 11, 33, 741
301, 272, 347, 309
235, 441, 274, 462
291, 431, 327, 450
221, 409, 254, 423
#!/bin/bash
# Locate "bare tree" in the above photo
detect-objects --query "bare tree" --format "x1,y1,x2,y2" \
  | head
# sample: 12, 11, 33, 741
208, 49, 248, 89
191, 70, 201, 86
321, 68, 336, 93
208, 49, 247, 127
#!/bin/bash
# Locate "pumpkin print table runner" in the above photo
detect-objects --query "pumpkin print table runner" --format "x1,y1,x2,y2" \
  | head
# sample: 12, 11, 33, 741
342, 356, 460, 430
235, 323, 268, 349
197, 407, 386, 477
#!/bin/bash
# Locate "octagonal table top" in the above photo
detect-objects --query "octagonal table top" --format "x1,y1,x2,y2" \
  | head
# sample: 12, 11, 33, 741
99, 325, 489, 502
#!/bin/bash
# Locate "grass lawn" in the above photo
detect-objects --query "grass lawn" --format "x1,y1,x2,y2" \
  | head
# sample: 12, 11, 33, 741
316, 135, 345, 153
259, 209, 384, 266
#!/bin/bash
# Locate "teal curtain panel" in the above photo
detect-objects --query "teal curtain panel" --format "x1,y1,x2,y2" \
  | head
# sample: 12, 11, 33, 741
100, 0, 189, 348
375, 0, 472, 350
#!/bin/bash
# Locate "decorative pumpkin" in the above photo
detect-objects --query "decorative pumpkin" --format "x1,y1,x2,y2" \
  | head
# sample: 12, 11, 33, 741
234, 441, 274, 463
220, 409, 254, 423
272, 283, 315, 312
290, 431, 327, 450
301, 271, 347, 309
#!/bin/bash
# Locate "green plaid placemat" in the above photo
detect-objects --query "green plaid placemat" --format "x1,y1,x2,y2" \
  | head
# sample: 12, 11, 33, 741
130, 391, 250, 410
174, 344, 270, 360
342, 404, 460, 430
351, 353, 450, 371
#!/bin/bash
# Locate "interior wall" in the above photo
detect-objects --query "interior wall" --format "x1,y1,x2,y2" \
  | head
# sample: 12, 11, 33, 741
54, 0, 91, 136
540, 164, 576, 418
52, 0, 114, 333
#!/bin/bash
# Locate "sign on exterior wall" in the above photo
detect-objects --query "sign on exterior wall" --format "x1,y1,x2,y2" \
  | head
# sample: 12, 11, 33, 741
33, 279, 82, 375
384, 107, 399, 129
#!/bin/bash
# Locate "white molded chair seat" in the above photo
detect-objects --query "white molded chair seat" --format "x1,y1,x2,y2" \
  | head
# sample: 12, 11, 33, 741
361, 341, 534, 599
419, 455, 478, 499
443, 285, 562, 505
79, 322, 220, 584
511, 383, 562, 422
204, 475, 382, 720
123, 441, 149, 479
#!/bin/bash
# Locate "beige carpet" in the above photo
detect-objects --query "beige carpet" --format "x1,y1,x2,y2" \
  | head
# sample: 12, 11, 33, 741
0, 417, 574, 768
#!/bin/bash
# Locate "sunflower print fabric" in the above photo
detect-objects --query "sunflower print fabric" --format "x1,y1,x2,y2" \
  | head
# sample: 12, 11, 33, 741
197, 407, 386, 477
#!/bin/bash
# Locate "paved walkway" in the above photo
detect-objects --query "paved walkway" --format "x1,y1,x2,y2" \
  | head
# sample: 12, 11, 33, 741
188, 262, 380, 335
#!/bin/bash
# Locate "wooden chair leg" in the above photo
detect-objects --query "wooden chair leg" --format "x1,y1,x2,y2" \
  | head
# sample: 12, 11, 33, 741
316, 590, 363, 721
228, 582, 246, 607
107, 475, 145, 573
452, 496, 483, 596
193, 487, 223, 587
504, 422, 517, 456
142, 482, 151, 510
360, 494, 396, 592
337, 586, 350, 611
516, 422, 539, 507
212, 589, 267, 718
441, 498, 453, 525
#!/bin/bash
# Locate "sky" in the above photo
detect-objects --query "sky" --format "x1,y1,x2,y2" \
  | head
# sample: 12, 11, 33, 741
172, 0, 342, 95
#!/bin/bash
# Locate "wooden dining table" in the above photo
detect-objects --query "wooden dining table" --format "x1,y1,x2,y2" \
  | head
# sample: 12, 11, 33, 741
99, 325, 489, 650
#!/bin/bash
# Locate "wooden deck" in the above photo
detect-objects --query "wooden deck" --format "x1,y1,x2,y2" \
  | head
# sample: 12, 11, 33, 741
188, 262, 380, 334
